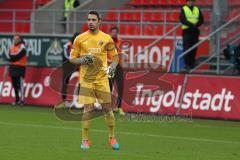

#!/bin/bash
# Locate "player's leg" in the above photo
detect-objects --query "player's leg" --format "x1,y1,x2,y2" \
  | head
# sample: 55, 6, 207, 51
101, 102, 119, 150
101, 103, 115, 138
115, 65, 125, 115
189, 31, 200, 67
182, 30, 192, 69
81, 103, 94, 149
11, 76, 20, 105
95, 81, 120, 150
19, 76, 25, 104
19, 66, 26, 105
108, 74, 117, 111
61, 63, 70, 100
78, 82, 95, 149
62, 61, 76, 101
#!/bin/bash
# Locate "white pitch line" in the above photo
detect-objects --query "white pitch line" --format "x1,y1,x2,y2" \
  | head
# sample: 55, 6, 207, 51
0, 121, 239, 145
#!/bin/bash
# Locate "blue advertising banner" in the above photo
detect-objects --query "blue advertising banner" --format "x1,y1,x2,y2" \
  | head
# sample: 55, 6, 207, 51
170, 39, 185, 72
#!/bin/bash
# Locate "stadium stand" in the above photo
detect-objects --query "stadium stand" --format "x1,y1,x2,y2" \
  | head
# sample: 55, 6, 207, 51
80, 0, 238, 40
80, 0, 212, 36
0, 0, 51, 33
0, 0, 33, 33
35, 0, 51, 8
0, 0, 239, 75
0, 0, 237, 37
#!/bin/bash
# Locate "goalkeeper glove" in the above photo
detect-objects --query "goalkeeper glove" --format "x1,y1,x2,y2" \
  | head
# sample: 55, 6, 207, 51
105, 66, 115, 78
74, 55, 93, 65
104, 62, 117, 78
83, 55, 93, 64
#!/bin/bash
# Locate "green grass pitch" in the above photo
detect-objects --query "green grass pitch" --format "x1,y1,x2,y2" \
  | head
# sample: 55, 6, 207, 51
0, 104, 240, 160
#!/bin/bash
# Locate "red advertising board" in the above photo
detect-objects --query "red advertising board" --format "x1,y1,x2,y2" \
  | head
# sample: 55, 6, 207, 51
2, 37, 238, 120
120, 38, 174, 70
120, 38, 209, 71
0, 66, 61, 106
122, 73, 240, 120
1, 66, 240, 120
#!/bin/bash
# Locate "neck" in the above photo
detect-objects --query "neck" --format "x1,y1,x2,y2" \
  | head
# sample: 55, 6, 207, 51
187, 3, 194, 7
14, 42, 21, 46
89, 28, 99, 34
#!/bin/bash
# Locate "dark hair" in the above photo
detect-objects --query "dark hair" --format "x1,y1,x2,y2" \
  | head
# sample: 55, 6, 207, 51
71, 32, 79, 43
88, 10, 101, 20
110, 26, 119, 33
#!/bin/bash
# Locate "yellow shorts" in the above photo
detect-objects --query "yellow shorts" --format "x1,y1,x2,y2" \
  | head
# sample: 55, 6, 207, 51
78, 80, 111, 105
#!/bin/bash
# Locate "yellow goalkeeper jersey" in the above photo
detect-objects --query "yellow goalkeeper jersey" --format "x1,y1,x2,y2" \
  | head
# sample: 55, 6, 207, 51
70, 30, 118, 83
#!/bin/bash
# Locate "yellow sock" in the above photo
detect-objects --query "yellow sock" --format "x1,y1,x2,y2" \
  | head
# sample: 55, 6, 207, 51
104, 111, 115, 139
82, 112, 90, 140
82, 120, 89, 140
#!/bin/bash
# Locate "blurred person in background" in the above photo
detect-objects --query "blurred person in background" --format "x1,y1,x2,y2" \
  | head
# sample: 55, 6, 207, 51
108, 27, 125, 115
179, 0, 204, 70
63, 0, 80, 32
62, 32, 79, 102
8, 35, 27, 105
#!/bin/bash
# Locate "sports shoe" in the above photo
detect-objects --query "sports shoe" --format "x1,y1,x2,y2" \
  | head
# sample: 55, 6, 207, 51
118, 108, 125, 115
113, 107, 118, 112
109, 137, 120, 150
17, 101, 24, 106
12, 100, 24, 106
80, 140, 91, 149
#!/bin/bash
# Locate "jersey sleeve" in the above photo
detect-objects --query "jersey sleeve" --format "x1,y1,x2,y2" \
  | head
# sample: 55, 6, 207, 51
106, 37, 118, 57
70, 37, 81, 60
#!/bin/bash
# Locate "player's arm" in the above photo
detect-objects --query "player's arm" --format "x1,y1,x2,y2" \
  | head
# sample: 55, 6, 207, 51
110, 54, 119, 69
105, 38, 119, 77
70, 54, 93, 65
69, 38, 93, 65
8, 44, 26, 62
107, 38, 119, 66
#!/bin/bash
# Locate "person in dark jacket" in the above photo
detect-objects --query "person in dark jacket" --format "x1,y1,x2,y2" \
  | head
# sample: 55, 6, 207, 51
62, 32, 79, 101
108, 27, 125, 115
63, 0, 80, 32
179, 0, 204, 69
8, 35, 27, 105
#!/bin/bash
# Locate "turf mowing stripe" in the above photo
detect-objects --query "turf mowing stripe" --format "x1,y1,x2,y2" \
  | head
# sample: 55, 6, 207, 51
0, 121, 239, 145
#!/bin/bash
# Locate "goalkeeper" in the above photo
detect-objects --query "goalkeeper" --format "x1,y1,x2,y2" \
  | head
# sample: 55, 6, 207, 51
70, 10, 119, 150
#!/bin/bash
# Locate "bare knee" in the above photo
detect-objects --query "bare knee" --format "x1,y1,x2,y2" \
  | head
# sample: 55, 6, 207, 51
101, 103, 112, 113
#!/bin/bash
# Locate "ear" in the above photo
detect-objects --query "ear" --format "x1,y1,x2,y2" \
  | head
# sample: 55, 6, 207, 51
98, 19, 102, 25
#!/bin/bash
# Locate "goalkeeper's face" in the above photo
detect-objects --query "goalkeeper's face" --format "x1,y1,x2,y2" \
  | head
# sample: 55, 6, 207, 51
87, 14, 101, 32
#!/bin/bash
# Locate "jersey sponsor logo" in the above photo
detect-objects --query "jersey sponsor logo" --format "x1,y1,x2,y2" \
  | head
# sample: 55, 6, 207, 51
88, 48, 101, 54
